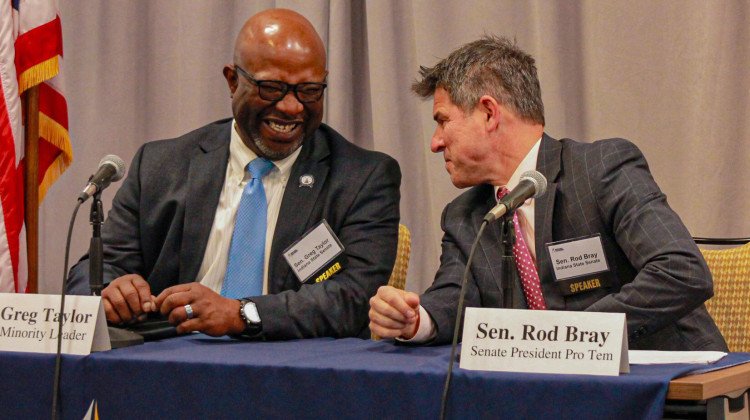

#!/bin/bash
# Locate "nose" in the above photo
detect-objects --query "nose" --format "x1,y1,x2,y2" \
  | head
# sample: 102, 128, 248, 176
430, 129, 445, 153
275, 90, 305, 115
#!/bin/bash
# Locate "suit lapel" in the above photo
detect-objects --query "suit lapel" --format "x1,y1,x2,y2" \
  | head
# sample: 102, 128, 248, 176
535, 134, 563, 309
268, 130, 330, 293
179, 122, 231, 283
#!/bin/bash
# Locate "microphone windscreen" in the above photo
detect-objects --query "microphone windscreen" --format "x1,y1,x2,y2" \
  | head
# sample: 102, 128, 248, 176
99, 155, 126, 182
520, 170, 547, 198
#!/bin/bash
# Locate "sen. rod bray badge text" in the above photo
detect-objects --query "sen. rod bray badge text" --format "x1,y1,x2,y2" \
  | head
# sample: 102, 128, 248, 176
545, 234, 612, 296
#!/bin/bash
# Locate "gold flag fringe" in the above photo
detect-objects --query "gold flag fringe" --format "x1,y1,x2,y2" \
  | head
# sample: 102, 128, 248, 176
38, 112, 73, 203
18, 56, 59, 95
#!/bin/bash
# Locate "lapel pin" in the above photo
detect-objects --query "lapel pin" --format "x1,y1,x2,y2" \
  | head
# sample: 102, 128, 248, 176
299, 174, 314, 188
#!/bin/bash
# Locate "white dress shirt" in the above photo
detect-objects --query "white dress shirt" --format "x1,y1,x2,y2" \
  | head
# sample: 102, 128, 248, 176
406, 138, 542, 342
198, 120, 301, 295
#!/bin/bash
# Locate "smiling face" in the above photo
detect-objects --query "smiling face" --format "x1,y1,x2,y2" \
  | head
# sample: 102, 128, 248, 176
225, 9, 327, 161
430, 88, 495, 188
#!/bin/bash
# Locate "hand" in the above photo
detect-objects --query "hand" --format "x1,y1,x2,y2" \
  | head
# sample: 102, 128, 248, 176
101, 274, 157, 324
369, 286, 421, 339
155, 283, 245, 336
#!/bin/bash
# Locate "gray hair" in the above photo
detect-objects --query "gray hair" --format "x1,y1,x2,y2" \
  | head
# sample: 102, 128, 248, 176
412, 35, 545, 125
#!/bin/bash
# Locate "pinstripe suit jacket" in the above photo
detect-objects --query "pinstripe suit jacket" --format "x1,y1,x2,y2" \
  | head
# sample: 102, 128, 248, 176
420, 134, 728, 350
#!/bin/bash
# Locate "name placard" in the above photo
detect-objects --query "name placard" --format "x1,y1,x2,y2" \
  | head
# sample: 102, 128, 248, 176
460, 308, 628, 376
0, 293, 110, 355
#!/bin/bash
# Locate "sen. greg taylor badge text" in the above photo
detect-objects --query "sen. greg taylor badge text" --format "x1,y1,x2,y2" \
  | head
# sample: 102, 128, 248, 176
283, 220, 346, 283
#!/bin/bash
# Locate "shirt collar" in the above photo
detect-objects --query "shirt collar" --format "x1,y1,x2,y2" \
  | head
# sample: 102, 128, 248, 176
494, 137, 542, 202
229, 119, 301, 183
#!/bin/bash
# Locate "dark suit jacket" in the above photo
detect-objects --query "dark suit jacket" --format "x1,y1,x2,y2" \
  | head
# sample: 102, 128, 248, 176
420, 134, 727, 351
68, 118, 401, 340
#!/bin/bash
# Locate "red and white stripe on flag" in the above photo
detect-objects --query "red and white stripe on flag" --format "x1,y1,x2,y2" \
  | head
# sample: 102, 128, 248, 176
0, 0, 72, 293
1, 0, 26, 292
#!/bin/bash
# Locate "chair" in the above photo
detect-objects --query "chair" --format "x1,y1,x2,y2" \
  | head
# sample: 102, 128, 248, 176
388, 224, 411, 291
371, 224, 411, 340
695, 238, 750, 352
694, 237, 750, 246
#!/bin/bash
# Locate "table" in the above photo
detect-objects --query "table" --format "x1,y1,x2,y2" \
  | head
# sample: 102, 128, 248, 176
1, 335, 748, 420
665, 362, 750, 419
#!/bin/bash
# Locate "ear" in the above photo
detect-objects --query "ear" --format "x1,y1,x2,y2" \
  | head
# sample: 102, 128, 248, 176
223, 64, 238, 95
477, 95, 501, 131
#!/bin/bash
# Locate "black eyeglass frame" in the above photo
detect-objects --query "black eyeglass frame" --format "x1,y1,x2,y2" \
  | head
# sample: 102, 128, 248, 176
234, 65, 327, 104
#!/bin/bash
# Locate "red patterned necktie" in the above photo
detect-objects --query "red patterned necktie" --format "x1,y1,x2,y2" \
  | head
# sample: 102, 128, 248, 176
497, 188, 547, 310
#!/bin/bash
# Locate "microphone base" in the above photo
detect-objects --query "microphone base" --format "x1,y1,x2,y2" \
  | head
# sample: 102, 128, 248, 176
108, 326, 144, 349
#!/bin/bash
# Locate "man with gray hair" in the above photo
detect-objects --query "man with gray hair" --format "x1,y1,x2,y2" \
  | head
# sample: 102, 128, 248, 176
369, 36, 727, 351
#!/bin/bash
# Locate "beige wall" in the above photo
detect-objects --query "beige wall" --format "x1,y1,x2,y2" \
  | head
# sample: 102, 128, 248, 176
40, 0, 749, 294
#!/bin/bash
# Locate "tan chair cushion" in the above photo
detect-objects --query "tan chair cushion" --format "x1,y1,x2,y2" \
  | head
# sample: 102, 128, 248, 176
701, 243, 750, 352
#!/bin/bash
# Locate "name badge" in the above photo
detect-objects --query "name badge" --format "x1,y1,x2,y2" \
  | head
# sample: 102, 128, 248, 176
460, 308, 629, 376
283, 220, 347, 283
0, 293, 111, 355
546, 234, 612, 296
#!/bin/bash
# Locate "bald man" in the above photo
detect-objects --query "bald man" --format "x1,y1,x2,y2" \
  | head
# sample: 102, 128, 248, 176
67, 9, 401, 340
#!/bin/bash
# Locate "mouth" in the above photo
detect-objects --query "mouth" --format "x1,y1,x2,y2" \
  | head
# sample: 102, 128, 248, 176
265, 120, 300, 135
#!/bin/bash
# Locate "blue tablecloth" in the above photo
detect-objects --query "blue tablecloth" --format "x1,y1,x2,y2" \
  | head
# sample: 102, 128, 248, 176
1, 335, 748, 419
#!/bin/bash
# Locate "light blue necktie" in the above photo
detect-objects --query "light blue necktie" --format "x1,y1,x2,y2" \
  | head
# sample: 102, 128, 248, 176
222, 158, 274, 299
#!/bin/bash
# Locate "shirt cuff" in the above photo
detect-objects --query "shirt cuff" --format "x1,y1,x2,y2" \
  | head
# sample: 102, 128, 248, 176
397, 305, 436, 343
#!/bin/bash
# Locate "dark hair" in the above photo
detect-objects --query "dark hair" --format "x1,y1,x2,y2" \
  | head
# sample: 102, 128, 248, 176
412, 35, 544, 125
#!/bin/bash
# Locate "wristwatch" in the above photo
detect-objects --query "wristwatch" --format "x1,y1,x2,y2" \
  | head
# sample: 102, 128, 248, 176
238, 298, 262, 335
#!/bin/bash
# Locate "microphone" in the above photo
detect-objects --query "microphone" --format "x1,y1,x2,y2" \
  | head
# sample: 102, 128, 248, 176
484, 170, 547, 223
78, 155, 126, 202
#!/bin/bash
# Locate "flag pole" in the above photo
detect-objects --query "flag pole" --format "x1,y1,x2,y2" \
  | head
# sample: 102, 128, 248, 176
23, 84, 39, 294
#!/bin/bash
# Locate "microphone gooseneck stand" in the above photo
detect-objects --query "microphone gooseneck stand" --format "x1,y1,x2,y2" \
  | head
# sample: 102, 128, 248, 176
88, 192, 144, 349
500, 214, 520, 308
438, 210, 520, 420
89, 193, 104, 296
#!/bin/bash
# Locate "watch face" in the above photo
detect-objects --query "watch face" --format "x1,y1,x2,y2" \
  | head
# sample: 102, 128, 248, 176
242, 302, 261, 324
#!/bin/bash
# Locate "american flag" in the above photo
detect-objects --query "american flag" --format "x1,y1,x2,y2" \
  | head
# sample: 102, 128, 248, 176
0, 0, 72, 293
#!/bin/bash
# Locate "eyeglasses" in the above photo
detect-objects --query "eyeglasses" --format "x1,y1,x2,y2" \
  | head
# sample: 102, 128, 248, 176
234, 65, 327, 104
